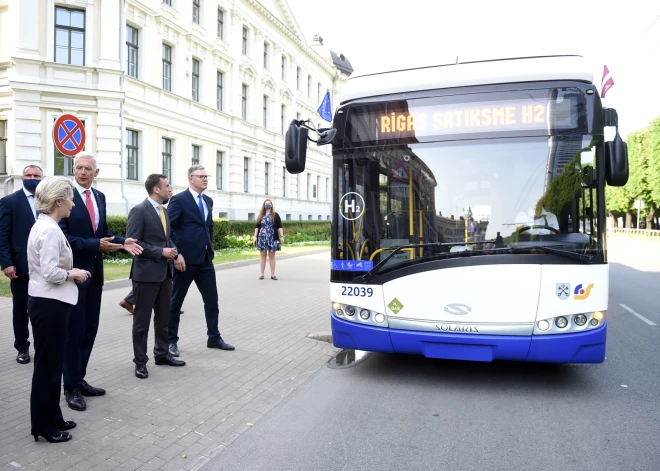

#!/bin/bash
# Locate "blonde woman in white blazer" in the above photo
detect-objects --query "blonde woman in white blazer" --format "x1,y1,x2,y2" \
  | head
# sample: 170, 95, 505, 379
27, 177, 90, 444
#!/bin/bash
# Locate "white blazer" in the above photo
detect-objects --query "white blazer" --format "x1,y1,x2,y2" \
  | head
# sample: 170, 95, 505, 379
27, 214, 79, 305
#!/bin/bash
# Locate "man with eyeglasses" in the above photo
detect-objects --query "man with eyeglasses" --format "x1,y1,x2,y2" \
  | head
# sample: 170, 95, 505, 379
166, 165, 234, 358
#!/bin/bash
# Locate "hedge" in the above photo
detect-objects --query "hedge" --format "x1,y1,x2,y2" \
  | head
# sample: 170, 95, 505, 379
105, 216, 331, 258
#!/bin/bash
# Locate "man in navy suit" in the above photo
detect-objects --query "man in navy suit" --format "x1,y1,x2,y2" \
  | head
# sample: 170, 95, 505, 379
59, 151, 142, 411
0, 165, 43, 364
167, 165, 234, 357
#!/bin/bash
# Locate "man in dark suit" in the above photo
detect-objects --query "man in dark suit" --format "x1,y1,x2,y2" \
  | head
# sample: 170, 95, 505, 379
167, 165, 234, 357
59, 152, 142, 411
126, 174, 185, 379
0, 165, 43, 364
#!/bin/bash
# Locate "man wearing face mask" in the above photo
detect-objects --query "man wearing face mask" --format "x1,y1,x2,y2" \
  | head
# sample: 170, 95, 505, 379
0, 165, 44, 363
119, 184, 185, 316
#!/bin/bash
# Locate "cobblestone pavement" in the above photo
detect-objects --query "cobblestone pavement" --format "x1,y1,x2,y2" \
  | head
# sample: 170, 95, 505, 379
0, 250, 337, 471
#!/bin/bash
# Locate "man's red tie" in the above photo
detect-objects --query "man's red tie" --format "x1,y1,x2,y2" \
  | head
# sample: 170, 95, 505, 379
84, 189, 96, 234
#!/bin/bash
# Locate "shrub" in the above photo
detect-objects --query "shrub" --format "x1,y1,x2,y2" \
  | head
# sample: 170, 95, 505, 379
100, 216, 331, 257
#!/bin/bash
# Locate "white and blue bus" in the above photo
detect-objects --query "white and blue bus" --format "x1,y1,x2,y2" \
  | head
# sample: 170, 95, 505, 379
286, 55, 629, 363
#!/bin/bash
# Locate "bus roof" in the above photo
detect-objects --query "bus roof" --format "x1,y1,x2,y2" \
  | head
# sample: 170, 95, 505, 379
338, 55, 594, 105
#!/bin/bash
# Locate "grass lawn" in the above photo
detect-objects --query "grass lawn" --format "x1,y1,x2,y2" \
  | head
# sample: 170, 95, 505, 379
0, 243, 329, 298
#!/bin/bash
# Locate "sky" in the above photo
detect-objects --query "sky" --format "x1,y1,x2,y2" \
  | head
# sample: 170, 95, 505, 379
287, 0, 660, 138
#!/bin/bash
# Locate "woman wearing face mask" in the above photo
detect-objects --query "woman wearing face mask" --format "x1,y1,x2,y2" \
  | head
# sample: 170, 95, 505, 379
253, 199, 283, 280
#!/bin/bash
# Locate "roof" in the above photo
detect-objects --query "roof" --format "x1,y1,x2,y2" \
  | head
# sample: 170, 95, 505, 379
338, 55, 594, 104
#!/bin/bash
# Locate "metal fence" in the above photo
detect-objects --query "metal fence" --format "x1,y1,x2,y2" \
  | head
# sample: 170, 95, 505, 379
610, 228, 660, 238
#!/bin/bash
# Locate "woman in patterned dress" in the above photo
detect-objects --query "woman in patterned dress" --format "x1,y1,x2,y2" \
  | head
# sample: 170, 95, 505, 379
253, 199, 284, 280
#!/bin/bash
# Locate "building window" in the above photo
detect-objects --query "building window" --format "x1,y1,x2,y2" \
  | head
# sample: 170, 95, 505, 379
318, 83, 322, 103
316, 176, 320, 200
263, 95, 268, 128
307, 173, 311, 200
163, 0, 172, 6
162, 138, 172, 182
244, 157, 249, 193
296, 67, 301, 90
217, 9, 224, 39
326, 177, 330, 202
55, 7, 85, 66
296, 112, 301, 121
54, 118, 84, 176
242, 27, 248, 56
126, 130, 138, 180
191, 145, 200, 165
216, 71, 223, 111
265, 162, 270, 195
281, 55, 286, 80
282, 166, 286, 197
263, 42, 268, 69
192, 59, 200, 102
216, 151, 223, 190
281, 104, 286, 134
0, 120, 6, 175
126, 25, 138, 78
241, 84, 247, 120
162, 44, 172, 91
192, 0, 200, 24
307, 75, 311, 97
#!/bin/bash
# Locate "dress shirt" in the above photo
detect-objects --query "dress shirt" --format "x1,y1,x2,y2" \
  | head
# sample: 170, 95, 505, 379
73, 180, 100, 230
188, 188, 209, 221
27, 215, 79, 305
23, 187, 37, 220
147, 196, 162, 215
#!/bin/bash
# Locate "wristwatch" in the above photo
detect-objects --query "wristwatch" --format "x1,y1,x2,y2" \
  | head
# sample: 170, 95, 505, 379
65, 271, 70, 281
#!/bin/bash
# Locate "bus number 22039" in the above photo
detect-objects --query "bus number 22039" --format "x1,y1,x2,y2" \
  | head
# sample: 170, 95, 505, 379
341, 286, 373, 297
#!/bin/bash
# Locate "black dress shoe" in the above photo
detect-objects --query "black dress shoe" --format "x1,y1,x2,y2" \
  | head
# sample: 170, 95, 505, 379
58, 421, 77, 431
207, 337, 235, 351
16, 351, 30, 364
135, 364, 148, 379
169, 343, 180, 357
154, 354, 186, 366
65, 389, 86, 411
33, 431, 72, 443
81, 380, 106, 396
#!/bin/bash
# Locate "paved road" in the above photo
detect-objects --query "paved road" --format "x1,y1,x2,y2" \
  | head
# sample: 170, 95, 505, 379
204, 237, 660, 471
0, 250, 336, 471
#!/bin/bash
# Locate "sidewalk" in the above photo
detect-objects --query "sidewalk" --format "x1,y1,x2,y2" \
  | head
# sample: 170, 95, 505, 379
0, 250, 337, 471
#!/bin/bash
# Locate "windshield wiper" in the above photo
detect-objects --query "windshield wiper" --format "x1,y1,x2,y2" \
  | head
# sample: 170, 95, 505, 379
358, 240, 497, 283
508, 245, 596, 263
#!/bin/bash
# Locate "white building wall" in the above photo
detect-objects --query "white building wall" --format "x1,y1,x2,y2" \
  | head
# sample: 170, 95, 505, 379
0, 0, 348, 220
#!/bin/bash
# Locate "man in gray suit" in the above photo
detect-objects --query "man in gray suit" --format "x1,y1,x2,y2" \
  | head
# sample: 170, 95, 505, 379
126, 174, 185, 379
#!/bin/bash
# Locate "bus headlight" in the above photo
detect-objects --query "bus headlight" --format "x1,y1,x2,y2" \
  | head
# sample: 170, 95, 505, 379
555, 316, 568, 328
574, 314, 587, 326
538, 320, 550, 331
332, 302, 388, 327
593, 311, 604, 321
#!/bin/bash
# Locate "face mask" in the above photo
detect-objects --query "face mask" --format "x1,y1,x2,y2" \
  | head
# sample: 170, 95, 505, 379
265, 204, 272, 210
162, 199, 169, 205
23, 179, 40, 193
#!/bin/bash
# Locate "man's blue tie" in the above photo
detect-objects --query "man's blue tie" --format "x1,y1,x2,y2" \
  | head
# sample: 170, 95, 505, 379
198, 194, 205, 221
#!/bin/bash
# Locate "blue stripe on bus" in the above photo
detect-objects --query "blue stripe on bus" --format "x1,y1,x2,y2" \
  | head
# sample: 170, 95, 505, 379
331, 315, 607, 364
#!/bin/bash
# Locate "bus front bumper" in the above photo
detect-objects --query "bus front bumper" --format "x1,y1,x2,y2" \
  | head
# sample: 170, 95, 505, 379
331, 315, 607, 363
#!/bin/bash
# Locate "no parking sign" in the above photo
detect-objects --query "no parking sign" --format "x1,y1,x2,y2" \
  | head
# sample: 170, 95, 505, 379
53, 114, 86, 156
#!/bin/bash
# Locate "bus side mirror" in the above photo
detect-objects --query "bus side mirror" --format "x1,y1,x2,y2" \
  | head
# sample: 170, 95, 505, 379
285, 120, 308, 174
604, 132, 628, 187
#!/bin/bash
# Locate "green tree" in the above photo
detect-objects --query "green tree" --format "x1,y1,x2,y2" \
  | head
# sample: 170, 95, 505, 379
645, 117, 660, 227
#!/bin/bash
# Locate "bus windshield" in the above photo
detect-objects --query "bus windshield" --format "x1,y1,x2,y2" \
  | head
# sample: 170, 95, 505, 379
332, 136, 602, 275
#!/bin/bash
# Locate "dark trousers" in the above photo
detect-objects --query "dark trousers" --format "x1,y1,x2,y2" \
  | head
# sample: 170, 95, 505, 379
168, 262, 220, 344
132, 278, 172, 366
11, 276, 30, 352
125, 289, 135, 305
63, 278, 102, 391
28, 296, 70, 436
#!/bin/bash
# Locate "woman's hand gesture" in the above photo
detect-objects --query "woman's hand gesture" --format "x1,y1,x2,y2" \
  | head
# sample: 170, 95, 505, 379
69, 268, 92, 284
